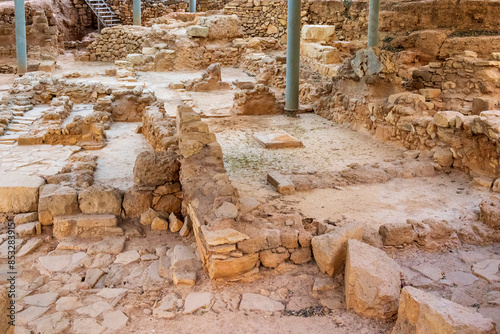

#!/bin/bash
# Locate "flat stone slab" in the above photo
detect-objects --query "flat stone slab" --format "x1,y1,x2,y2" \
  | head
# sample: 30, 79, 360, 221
39, 252, 87, 273
253, 130, 304, 149
183, 292, 212, 314
24, 292, 59, 307
240, 293, 285, 312
267, 172, 296, 195
0, 173, 45, 213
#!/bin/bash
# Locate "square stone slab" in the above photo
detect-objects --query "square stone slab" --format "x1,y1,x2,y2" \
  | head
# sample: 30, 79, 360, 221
253, 130, 304, 149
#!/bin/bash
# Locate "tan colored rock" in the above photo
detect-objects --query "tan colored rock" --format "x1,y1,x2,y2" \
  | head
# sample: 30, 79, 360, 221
0, 174, 45, 213
0, 285, 12, 334
208, 253, 259, 279
260, 249, 289, 268
133, 151, 180, 187
140, 208, 162, 226
345, 240, 402, 319
38, 184, 79, 226
290, 248, 312, 264
301, 25, 336, 43
392, 287, 496, 334
312, 222, 364, 276
434, 111, 462, 128
379, 222, 416, 246
123, 186, 152, 218
78, 185, 122, 216
151, 217, 169, 230
201, 226, 250, 246
169, 213, 183, 232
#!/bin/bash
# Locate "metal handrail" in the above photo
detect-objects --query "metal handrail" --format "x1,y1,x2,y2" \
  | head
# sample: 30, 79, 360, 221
84, 0, 121, 28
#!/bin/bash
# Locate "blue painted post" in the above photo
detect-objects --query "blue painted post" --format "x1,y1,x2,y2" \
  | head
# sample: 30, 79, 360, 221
367, 0, 380, 47
133, 0, 141, 26
189, 0, 196, 13
285, 0, 301, 114
14, 0, 27, 74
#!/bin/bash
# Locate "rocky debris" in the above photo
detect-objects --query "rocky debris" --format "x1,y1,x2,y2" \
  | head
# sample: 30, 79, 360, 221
76, 300, 113, 317
0, 173, 45, 213
47, 155, 98, 190
114, 250, 140, 265
183, 292, 213, 314
231, 84, 282, 115
38, 252, 87, 273
184, 63, 230, 91
239, 293, 284, 313
153, 293, 183, 318
17, 238, 43, 257
345, 240, 402, 319
24, 292, 58, 307
101, 310, 129, 330
56, 297, 82, 311
87, 237, 126, 255
17, 306, 49, 326
392, 287, 496, 334
38, 184, 79, 225
260, 249, 290, 268
312, 222, 364, 276
133, 151, 180, 187
140, 208, 164, 226
267, 172, 296, 194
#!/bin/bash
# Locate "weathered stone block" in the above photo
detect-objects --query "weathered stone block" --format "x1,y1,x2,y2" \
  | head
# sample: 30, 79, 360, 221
392, 287, 496, 333
78, 185, 122, 216
0, 174, 45, 213
345, 240, 402, 319
38, 184, 79, 225
311, 222, 364, 276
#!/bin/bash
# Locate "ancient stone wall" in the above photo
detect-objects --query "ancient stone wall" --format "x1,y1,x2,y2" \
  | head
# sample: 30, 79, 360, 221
84, 26, 150, 62
312, 49, 500, 178
0, 6, 60, 57
103, 0, 232, 25
223, 0, 500, 42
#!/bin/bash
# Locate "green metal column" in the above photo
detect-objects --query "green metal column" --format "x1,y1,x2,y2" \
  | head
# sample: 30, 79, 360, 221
14, 0, 27, 75
133, 0, 141, 26
367, 0, 380, 47
189, 0, 196, 13
285, 0, 301, 113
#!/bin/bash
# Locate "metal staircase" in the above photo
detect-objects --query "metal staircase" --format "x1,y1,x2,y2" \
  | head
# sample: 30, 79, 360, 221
85, 0, 121, 29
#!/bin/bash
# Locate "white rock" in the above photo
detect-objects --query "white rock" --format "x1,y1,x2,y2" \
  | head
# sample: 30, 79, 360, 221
239, 293, 284, 312
24, 292, 58, 307
114, 250, 140, 265
183, 292, 212, 314
56, 296, 82, 311
101, 310, 128, 330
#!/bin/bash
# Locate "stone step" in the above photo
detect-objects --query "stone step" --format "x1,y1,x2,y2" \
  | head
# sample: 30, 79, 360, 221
53, 214, 123, 240
0, 140, 15, 145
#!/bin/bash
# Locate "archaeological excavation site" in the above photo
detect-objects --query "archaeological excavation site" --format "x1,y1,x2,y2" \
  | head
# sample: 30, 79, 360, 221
0, 0, 500, 332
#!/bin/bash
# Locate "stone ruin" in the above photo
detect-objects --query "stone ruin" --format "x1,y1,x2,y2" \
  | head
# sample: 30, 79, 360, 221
0, 0, 499, 333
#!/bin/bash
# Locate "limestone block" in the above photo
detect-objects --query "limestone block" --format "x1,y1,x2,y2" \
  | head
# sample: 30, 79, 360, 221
240, 293, 284, 312
78, 185, 122, 216
39, 60, 56, 73
301, 25, 336, 43
392, 287, 496, 333
38, 184, 79, 225
379, 222, 416, 246
133, 151, 180, 187
207, 253, 259, 279
311, 222, 364, 276
186, 26, 209, 38
0, 174, 45, 213
123, 186, 152, 218
345, 240, 402, 319
433, 111, 462, 128
301, 43, 340, 64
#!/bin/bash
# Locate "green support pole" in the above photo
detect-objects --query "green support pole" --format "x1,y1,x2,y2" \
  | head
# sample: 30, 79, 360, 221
285, 0, 301, 114
190, 0, 196, 13
367, 0, 380, 47
133, 0, 141, 26
14, 0, 27, 75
